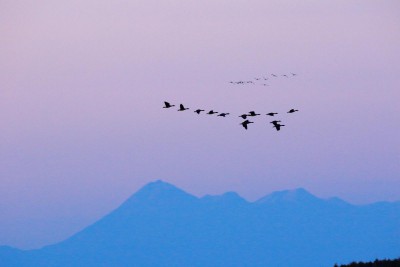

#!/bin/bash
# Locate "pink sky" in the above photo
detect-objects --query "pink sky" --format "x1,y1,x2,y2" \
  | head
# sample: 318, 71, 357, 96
1, 0, 400, 249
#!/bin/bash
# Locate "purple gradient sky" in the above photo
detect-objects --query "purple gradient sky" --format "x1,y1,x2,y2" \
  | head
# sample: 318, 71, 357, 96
1, 0, 400, 249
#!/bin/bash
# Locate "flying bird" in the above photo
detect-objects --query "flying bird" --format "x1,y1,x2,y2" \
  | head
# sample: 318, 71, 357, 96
194, 109, 205, 114
207, 110, 218, 115
218, 113, 230, 117
287, 109, 299, 113
248, 111, 260, 117
273, 123, 285, 131
178, 104, 189, 111
270, 120, 282, 126
239, 114, 248, 119
271, 74, 277, 77
163, 102, 175, 108
282, 74, 288, 78
291, 73, 297, 76
240, 120, 254, 130
266, 112, 278, 116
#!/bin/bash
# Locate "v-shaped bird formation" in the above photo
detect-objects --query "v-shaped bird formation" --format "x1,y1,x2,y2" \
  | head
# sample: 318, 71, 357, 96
163, 102, 299, 131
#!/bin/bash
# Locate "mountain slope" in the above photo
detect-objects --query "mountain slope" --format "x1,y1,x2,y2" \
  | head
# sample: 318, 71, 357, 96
1, 180, 399, 267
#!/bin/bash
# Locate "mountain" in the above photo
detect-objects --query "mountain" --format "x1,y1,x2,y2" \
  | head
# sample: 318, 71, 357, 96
1, 180, 399, 267
257, 187, 321, 204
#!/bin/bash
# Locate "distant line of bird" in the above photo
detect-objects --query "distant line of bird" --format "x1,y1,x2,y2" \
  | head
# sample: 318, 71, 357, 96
163, 102, 298, 131
229, 73, 297, 86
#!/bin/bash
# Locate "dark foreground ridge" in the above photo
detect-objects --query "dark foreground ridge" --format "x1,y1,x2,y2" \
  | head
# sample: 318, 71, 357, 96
334, 257, 400, 267
1, 180, 400, 267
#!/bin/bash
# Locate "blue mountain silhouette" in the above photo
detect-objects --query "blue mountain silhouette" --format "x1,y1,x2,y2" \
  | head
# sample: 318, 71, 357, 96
1, 180, 399, 267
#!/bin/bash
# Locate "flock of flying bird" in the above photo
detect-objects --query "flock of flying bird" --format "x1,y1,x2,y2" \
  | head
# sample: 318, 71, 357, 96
229, 72, 297, 87
163, 101, 299, 131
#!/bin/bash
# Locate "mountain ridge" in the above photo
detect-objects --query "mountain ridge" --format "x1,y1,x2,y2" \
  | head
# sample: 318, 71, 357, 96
1, 180, 399, 267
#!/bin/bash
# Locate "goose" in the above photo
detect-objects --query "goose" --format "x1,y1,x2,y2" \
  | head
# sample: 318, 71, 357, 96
273, 124, 285, 131
271, 74, 277, 77
266, 112, 278, 116
178, 104, 189, 111
194, 109, 205, 114
163, 102, 175, 108
218, 113, 230, 117
239, 114, 248, 119
240, 120, 254, 130
248, 111, 260, 117
207, 110, 218, 115
270, 120, 281, 126
287, 109, 299, 113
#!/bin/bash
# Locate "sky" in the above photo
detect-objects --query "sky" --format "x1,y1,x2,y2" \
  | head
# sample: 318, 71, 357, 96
1, 0, 400, 249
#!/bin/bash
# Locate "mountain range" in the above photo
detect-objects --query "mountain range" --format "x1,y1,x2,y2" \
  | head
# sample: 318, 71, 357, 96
1, 180, 399, 267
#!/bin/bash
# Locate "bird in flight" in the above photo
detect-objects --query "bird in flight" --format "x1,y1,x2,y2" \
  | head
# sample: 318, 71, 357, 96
266, 112, 278, 116
287, 109, 299, 113
178, 104, 189, 111
239, 114, 248, 119
163, 102, 175, 108
291, 73, 297, 76
271, 74, 277, 77
282, 74, 288, 78
270, 120, 281, 126
207, 110, 218, 115
270, 120, 284, 131
240, 120, 254, 130
273, 123, 285, 131
218, 113, 230, 117
194, 109, 205, 114
248, 111, 260, 117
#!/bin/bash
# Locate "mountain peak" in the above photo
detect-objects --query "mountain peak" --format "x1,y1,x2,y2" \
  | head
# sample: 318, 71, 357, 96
125, 180, 197, 204
201, 191, 247, 204
140, 179, 176, 191
256, 187, 320, 204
